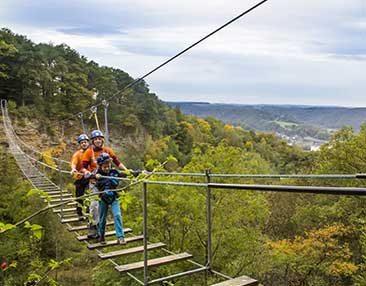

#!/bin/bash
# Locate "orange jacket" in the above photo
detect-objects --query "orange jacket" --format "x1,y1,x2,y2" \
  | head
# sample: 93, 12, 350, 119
81, 146, 121, 172
70, 149, 86, 180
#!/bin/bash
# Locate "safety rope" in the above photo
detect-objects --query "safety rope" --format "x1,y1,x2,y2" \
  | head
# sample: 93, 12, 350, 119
102, 100, 109, 146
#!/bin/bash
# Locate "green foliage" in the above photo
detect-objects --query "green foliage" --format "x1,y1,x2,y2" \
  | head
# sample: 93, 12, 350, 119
0, 222, 16, 233
0, 39, 17, 79
27, 189, 51, 205
118, 191, 133, 211
267, 224, 358, 286
24, 221, 43, 240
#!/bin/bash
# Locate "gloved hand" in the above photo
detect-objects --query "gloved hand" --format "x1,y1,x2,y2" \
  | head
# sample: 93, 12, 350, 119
129, 169, 142, 177
84, 170, 91, 179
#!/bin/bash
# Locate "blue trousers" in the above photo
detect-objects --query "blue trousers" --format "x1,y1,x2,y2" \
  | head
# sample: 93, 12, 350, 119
98, 199, 124, 238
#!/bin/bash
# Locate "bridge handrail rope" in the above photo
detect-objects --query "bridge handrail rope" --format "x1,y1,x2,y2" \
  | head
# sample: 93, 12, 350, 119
12, 145, 366, 182
3, 99, 365, 182
1, 103, 69, 166
2, 101, 365, 181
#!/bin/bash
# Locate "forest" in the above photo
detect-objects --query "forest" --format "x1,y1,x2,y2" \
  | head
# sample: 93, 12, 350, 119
1, 28, 366, 286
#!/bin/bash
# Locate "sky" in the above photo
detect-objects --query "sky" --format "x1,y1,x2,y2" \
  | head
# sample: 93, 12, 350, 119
0, 0, 365, 107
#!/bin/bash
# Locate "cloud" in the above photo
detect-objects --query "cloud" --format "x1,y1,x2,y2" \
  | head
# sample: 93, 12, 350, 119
0, 0, 365, 106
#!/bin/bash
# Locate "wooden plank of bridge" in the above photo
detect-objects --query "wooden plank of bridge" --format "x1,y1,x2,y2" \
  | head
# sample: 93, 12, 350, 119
210, 276, 258, 286
49, 202, 77, 208
87, 235, 144, 249
41, 188, 62, 192
32, 181, 50, 184
47, 198, 73, 203
60, 213, 79, 218
99, 242, 166, 259
115, 252, 193, 273
77, 228, 133, 241
53, 208, 76, 213
35, 184, 56, 187
42, 194, 72, 199
47, 191, 69, 195
67, 221, 114, 231
61, 217, 84, 223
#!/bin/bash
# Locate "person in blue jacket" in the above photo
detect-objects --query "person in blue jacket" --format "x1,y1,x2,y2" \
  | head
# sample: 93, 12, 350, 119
95, 153, 126, 244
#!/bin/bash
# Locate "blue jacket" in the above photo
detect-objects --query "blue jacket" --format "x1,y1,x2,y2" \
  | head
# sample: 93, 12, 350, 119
96, 168, 122, 204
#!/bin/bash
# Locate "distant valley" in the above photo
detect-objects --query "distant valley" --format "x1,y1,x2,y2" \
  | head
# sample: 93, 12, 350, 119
167, 102, 366, 150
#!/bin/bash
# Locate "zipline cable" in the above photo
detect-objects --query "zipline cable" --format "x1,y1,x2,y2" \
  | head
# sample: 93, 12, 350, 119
59, 0, 269, 124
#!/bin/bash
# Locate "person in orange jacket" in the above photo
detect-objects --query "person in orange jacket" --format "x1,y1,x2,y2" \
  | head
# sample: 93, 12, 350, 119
70, 134, 90, 220
81, 129, 128, 239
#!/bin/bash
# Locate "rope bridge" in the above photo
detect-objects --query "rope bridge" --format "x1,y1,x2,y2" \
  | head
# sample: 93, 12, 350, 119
3, 99, 366, 285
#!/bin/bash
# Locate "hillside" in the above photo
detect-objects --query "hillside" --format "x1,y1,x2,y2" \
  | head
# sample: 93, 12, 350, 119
167, 102, 366, 148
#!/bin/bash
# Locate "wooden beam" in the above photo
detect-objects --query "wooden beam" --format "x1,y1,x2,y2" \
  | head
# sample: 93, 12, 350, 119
115, 252, 193, 273
77, 228, 132, 241
99, 242, 166, 259
67, 221, 114, 231
87, 235, 144, 249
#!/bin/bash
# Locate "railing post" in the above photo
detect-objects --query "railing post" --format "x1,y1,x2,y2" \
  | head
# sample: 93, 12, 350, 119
58, 163, 64, 220
205, 168, 212, 273
143, 182, 148, 285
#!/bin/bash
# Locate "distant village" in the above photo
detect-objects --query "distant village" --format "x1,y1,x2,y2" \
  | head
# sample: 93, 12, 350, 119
276, 132, 327, 151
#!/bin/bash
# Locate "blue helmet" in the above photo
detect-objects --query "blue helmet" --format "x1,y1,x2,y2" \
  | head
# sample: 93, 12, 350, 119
90, 130, 104, 140
97, 152, 112, 166
77, 134, 89, 143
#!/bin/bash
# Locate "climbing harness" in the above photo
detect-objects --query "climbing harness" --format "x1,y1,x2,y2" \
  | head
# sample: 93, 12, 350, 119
89, 106, 100, 130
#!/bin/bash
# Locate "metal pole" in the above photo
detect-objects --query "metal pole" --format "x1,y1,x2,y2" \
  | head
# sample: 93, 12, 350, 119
58, 163, 64, 220
205, 169, 212, 273
143, 182, 148, 285
102, 100, 109, 146
78, 112, 86, 134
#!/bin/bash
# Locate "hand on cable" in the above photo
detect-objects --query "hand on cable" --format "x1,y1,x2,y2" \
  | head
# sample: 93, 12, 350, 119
95, 174, 101, 179
84, 170, 91, 179
129, 169, 142, 177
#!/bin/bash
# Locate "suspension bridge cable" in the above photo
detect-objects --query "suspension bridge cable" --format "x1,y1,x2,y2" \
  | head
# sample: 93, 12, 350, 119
2, 107, 69, 165
59, 0, 269, 124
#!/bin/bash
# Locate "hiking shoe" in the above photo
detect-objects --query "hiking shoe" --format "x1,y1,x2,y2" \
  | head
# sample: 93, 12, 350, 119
117, 237, 126, 245
98, 236, 106, 245
76, 207, 83, 217
78, 215, 86, 221
87, 225, 99, 239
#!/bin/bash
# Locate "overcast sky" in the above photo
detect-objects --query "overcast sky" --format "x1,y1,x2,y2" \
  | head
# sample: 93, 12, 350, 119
1, 0, 365, 106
